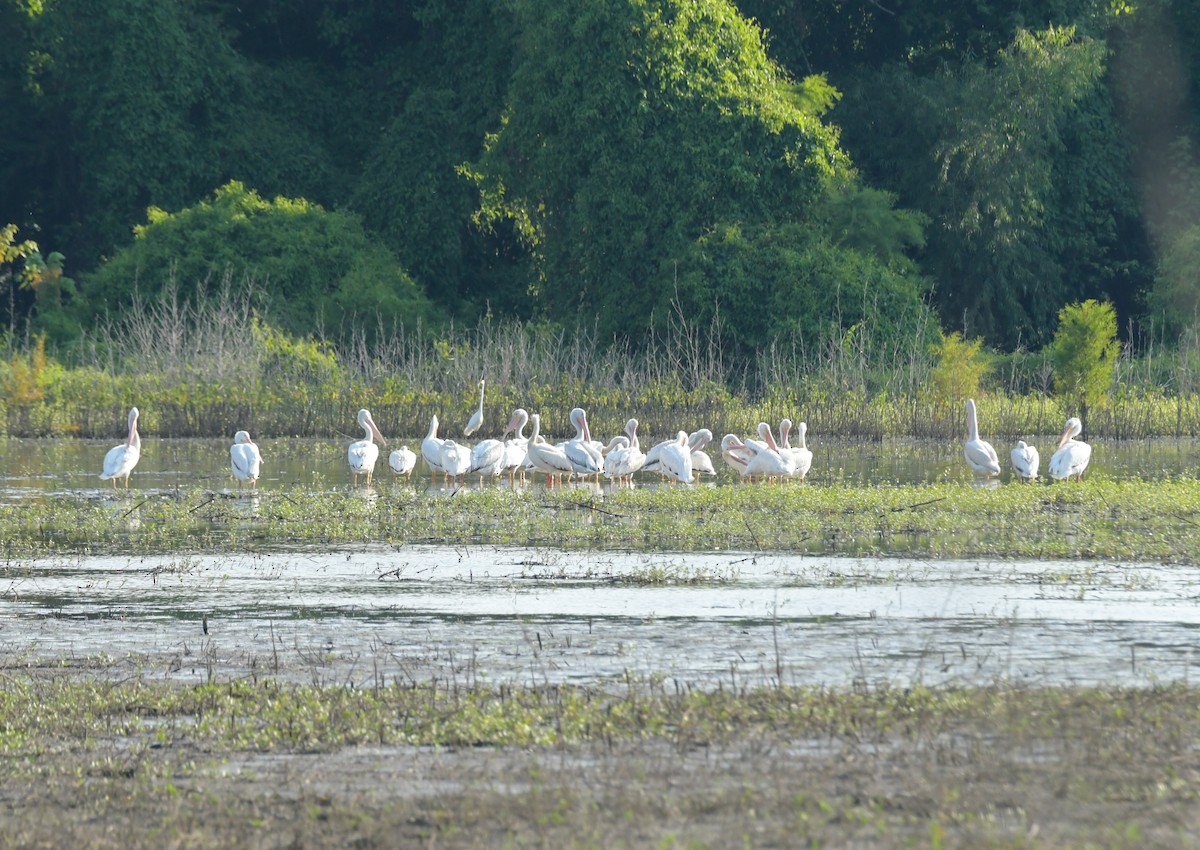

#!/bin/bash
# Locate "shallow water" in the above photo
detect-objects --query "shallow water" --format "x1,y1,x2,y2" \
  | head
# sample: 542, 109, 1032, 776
4, 546, 1198, 689
1, 434, 1199, 496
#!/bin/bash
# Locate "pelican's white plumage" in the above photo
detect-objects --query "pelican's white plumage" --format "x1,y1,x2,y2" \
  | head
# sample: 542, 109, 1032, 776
526, 413, 574, 484
1049, 417, 1091, 481
469, 409, 524, 480
389, 445, 417, 477
779, 419, 813, 482
605, 418, 646, 484
421, 415, 445, 480
963, 399, 1001, 477
720, 434, 752, 475
742, 422, 795, 481
500, 408, 530, 479
564, 408, 603, 477
439, 439, 471, 483
348, 408, 386, 485
464, 378, 485, 437
100, 407, 141, 488
1011, 440, 1040, 481
657, 431, 695, 484
230, 430, 262, 488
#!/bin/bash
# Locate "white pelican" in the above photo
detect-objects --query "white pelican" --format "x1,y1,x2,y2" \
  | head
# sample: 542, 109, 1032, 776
720, 433, 752, 475
1010, 440, 1040, 481
1049, 417, 1091, 481
100, 407, 141, 488
389, 445, 417, 478
657, 432, 695, 484
742, 422, 796, 482
963, 398, 1001, 477
348, 408, 386, 486
439, 439, 471, 484
605, 418, 646, 485
564, 408, 603, 478
644, 428, 712, 474
469, 408, 524, 481
464, 378, 485, 437
421, 414, 445, 481
526, 413, 574, 485
500, 408, 530, 481
779, 419, 814, 482
230, 430, 262, 488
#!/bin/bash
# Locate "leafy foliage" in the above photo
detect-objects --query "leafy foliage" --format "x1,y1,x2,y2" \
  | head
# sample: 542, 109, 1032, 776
1049, 299, 1120, 421
928, 331, 990, 403
81, 182, 443, 341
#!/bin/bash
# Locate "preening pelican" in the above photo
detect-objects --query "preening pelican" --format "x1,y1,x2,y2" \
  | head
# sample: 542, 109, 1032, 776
1049, 417, 1091, 481
500, 408, 530, 481
389, 445, 417, 478
100, 407, 141, 488
779, 419, 813, 482
439, 439, 471, 484
564, 408, 603, 478
421, 415, 446, 481
963, 399, 1001, 477
605, 418, 646, 485
742, 422, 795, 482
720, 434, 752, 475
469, 408, 524, 481
1011, 440, 1040, 481
657, 431, 695, 484
230, 430, 262, 488
526, 413, 575, 485
348, 408, 386, 486
464, 378, 485, 437
644, 428, 711, 474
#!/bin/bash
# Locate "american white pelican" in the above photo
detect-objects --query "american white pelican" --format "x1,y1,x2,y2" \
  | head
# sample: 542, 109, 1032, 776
500, 408, 530, 481
526, 413, 574, 485
779, 419, 813, 482
564, 408, 603, 478
469, 409, 524, 481
100, 407, 141, 488
1049, 417, 1091, 481
720, 434, 752, 475
464, 378, 485, 437
389, 445, 417, 478
605, 418, 646, 485
1010, 440, 1040, 481
230, 430, 262, 488
644, 428, 712, 474
439, 439, 471, 484
657, 432, 695, 484
963, 399, 1001, 477
348, 408, 386, 486
742, 422, 796, 482
421, 415, 445, 481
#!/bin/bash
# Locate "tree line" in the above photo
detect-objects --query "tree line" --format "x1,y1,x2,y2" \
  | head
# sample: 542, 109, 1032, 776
2, 0, 1198, 363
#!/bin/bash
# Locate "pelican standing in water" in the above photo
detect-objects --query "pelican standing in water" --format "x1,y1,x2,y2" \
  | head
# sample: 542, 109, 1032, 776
389, 445, 417, 479
421, 414, 446, 482
230, 430, 262, 488
348, 408, 386, 486
100, 406, 141, 488
1049, 416, 1091, 481
464, 378, 485, 437
963, 398, 1001, 477
779, 419, 814, 482
1010, 440, 1040, 481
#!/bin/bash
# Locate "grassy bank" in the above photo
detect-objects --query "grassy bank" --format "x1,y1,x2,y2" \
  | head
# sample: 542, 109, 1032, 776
5, 293, 1200, 439
1, 671, 1196, 849
5, 479, 1200, 561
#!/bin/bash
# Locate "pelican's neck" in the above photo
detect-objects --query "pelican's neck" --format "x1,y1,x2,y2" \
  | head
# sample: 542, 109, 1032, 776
797, 423, 808, 450
426, 416, 439, 440
966, 400, 980, 441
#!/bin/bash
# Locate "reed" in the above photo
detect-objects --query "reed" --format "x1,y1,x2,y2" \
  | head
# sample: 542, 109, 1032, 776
4, 286, 1200, 439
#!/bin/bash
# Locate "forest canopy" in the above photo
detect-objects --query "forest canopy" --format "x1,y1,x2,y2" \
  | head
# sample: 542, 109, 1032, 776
2, 0, 1197, 357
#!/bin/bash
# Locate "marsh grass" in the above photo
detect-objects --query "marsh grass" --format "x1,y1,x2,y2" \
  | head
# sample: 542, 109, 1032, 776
1, 669, 1197, 849
5, 287, 1200, 439
4, 479, 1200, 561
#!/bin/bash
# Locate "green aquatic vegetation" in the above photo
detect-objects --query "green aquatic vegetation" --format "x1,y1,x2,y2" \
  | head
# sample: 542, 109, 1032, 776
1, 479, 1199, 561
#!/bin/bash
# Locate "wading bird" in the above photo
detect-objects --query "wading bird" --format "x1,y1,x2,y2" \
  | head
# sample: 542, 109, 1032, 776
388, 445, 417, 479
963, 398, 1001, 477
464, 378, 485, 437
1049, 417, 1091, 481
1010, 440, 1040, 481
100, 407, 141, 488
230, 430, 262, 488
348, 408, 386, 486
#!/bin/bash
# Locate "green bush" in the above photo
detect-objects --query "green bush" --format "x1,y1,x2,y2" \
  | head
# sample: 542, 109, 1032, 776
81, 181, 444, 341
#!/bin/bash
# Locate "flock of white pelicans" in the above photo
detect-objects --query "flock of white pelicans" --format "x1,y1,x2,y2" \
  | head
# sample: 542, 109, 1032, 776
96, 385, 1092, 490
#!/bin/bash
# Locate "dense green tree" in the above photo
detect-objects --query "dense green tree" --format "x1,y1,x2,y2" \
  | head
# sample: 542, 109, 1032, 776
1049, 298, 1119, 431
466, 0, 927, 353
82, 182, 443, 340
